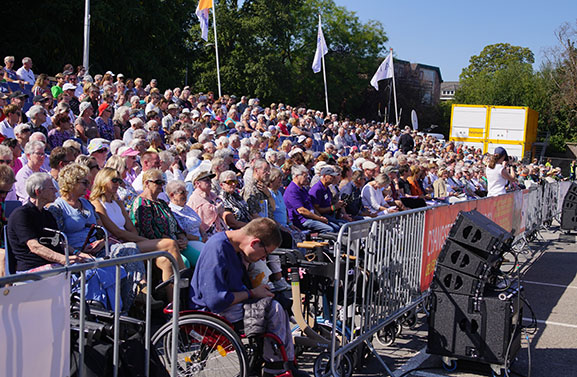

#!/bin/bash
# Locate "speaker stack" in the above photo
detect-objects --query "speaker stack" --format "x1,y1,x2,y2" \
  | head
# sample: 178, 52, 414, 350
427, 210, 523, 367
561, 183, 577, 231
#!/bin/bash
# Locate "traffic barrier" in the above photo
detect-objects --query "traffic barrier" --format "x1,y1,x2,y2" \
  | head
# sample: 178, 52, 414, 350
0, 251, 181, 377
325, 181, 565, 376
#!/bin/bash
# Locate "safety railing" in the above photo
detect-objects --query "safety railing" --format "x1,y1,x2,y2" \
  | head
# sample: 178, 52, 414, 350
326, 180, 567, 376
0, 251, 181, 377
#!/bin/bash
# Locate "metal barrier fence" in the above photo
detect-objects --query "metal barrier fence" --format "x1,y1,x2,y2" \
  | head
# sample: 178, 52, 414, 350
326, 180, 567, 376
0, 251, 181, 377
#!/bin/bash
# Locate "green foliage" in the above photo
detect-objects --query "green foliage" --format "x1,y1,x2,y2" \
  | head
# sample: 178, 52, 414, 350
460, 43, 534, 80
0, 0, 387, 117
188, 0, 388, 115
0, 0, 196, 87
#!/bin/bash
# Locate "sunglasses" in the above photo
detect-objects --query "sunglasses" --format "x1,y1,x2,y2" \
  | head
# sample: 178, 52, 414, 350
223, 180, 237, 185
0, 159, 12, 164
88, 165, 100, 170
148, 179, 165, 186
111, 177, 123, 184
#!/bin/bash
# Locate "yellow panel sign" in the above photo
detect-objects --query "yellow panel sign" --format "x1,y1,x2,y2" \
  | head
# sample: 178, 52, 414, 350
468, 128, 484, 138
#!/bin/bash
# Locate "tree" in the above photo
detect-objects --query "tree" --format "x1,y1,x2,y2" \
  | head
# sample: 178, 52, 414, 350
455, 43, 538, 107
188, 0, 388, 116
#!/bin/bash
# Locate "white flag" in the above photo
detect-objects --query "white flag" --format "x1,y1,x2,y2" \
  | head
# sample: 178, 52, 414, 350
196, 0, 212, 41
370, 52, 394, 90
311, 18, 328, 73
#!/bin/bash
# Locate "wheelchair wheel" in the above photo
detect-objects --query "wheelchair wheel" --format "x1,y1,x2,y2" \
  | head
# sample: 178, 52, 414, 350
151, 314, 248, 377
313, 351, 353, 377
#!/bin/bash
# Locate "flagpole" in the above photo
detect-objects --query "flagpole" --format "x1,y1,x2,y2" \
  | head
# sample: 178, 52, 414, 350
390, 48, 399, 126
212, 0, 222, 98
319, 14, 329, 115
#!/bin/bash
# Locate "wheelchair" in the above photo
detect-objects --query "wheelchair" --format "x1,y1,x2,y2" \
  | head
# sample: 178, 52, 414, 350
150, 269, 296, 377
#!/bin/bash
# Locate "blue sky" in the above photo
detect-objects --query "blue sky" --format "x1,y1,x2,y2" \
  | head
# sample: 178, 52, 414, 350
333, 0, 577, 81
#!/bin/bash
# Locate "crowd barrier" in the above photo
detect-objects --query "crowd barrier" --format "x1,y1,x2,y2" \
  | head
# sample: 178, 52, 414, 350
0, 82, 34, 112
326, 180, 568, 376
0, 251, 181, 377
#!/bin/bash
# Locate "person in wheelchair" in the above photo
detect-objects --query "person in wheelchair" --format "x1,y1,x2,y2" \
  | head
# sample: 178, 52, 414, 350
189, 217, 309, 377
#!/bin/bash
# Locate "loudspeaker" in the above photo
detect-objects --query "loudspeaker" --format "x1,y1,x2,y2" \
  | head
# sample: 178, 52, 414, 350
561, 184, 577, 230
431, 264, 488, 296
448, 211, 512, 255
427, 289, 522, 365
437, 239, 503, 278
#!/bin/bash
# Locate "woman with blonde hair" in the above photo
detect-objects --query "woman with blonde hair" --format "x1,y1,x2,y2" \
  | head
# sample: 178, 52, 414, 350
90, 167, 184, 282
31, 73, 50, 96
48, 163, 144, 309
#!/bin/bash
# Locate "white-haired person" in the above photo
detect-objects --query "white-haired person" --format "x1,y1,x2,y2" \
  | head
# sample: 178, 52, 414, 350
187, 170, 226, 239
166, 180, 206, 265
361, 173, 398, 217
14, 140, 48, 202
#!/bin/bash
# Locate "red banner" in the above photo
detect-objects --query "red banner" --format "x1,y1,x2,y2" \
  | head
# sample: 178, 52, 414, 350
420, 193, 520, 292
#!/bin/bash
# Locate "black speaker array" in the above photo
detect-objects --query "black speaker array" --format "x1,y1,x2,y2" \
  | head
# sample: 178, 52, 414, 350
561, 183, 577, 231
428, 210, 522, 367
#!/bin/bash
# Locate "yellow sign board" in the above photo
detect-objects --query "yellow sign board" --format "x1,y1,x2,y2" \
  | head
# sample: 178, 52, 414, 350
468, 128, 484, 138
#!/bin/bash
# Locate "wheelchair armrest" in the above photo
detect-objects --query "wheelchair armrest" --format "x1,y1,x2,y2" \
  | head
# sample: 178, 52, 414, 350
154, 268, 194, 292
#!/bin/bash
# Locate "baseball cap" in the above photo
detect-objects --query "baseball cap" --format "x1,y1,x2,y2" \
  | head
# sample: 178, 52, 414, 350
32, 95, 48, 103
193, 170, 216, 183
63, 83, 77, 91
9, 91, 28, 99
88, 139, 109, 154
320, 166, 340, 176
494, 146, 508, 160
119, 146, 140, 157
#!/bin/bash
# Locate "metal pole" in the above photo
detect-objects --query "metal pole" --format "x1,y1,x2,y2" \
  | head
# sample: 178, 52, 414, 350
320, 14, 329, 115
212, 1, 222, 98
390, 48, 399, 126
83, 0, 91, 74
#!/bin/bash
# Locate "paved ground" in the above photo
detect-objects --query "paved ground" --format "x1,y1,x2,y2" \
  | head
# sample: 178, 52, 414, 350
303, 226, 577, 377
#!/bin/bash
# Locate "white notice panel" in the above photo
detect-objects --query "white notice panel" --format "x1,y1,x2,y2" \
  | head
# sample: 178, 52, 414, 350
451, 106, 488, 139
0, 274, 70, 377
488, 108, 527, 141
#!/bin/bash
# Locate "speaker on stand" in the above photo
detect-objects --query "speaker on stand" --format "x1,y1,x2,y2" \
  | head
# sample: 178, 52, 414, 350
561, 183, 577, 231
427, 210, 522, 372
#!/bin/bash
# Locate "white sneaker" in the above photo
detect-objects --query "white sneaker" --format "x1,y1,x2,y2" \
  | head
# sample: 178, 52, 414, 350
271, 278, 291, 292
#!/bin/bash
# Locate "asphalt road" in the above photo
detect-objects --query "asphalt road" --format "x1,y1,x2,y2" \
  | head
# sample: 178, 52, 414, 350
306, 226, 577, 377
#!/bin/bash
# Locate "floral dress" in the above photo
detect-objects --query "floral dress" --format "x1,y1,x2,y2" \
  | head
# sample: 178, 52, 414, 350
96, 116, 115, 141
130, 196, 184, 240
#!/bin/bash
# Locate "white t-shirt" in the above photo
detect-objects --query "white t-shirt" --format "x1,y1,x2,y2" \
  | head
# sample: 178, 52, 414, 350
486, 164, 507, 197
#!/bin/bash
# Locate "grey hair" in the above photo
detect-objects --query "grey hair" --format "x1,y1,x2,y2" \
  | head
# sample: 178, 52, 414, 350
130, 117, 144, 128
253, 158, 269, 170
133, 129, 147, 140
215, 136, 229, 147
219, 170, 237, 183
198, 133, 210, 144
28, 105, 46, 120
26, 172, 52, 199
238, 146, 250, 159
13, 124, 31, 136
166, 179, 186, 196
29, 132, 47, 143
0, 145, 12, 157
214, 148, 232, 159
291, 164, 308, 177
145, 120, 158, 131
158, 150, 175, 165
109, 140, 125, 156
171, 130, 187, 144
147, 131, 162, 142
265, 150, 278, 163
229, 134, 240, 142
269, 167, 282, 183
240, 138, 252, 147
112, 106, 130, 123
62, 139, 81, 151
24, 140, 45, 155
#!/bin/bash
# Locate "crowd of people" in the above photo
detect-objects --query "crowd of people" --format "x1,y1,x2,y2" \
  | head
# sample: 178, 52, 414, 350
0, 56, 567, 376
